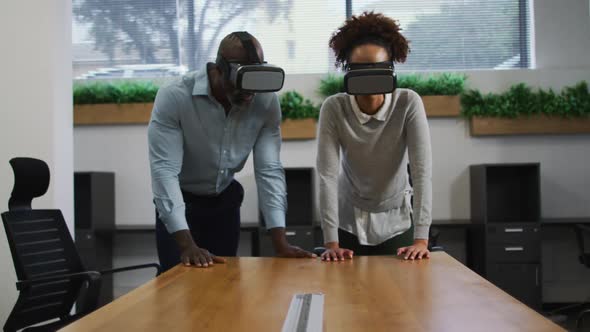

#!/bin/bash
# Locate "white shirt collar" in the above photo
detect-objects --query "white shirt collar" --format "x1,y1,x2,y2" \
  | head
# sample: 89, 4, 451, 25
349, 93, 392, 125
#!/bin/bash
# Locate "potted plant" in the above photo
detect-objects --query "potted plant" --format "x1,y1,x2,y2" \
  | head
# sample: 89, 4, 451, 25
73, 81, 158, 125
461, 81, 590, 136
318, 73, 466, 117
279, 91, 320, 140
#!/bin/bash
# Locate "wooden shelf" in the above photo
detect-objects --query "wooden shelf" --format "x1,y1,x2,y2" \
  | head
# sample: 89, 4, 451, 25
470, 114, 590, 136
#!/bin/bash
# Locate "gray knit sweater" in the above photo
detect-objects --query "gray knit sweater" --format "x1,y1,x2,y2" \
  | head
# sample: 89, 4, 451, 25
316, 89, 432, 244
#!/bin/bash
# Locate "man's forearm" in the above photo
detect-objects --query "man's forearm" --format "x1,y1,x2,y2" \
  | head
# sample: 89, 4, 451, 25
173, 229, 197, 250
269, 227, 315, 258
269, 227, 290, 252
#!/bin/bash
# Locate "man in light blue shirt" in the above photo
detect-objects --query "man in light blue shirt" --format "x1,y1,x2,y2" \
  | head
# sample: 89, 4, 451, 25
149, 32, 315, 271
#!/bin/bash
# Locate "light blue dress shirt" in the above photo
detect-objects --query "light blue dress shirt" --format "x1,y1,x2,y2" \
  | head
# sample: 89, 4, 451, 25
148, 69, 286, 233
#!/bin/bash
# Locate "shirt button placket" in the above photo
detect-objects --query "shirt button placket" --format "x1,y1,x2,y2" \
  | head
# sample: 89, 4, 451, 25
217, 119, 230, 192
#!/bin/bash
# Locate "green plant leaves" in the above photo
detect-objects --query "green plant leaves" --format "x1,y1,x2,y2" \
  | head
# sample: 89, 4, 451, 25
279, 91, 320, 120
318, 74, 346, 98
461, 81, 590, 118
73, 81, 159, 104
317, 73, 466, 98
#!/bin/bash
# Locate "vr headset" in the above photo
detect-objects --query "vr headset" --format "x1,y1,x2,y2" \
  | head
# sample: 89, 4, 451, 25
216, 31, 285, 93
344, 61, 397, 95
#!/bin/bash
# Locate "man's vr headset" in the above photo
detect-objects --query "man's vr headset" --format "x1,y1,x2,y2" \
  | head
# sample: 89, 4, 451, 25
344, 61, 397, 95
216, 31, 285, 93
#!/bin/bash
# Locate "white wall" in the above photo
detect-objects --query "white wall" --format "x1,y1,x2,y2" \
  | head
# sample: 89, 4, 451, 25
0, 0, 73, 323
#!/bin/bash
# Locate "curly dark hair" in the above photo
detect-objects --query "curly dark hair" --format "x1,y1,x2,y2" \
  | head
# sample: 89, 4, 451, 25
329, 11, 409, 68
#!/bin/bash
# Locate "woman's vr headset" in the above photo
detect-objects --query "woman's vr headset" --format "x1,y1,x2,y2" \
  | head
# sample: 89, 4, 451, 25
344, 61, 397, 95
216, 31, 285, 93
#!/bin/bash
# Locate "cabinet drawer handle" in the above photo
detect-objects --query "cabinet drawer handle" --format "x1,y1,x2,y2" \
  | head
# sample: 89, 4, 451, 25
504, 246, 524, 252
504, 228, 523, 233
286, 231, 296, 236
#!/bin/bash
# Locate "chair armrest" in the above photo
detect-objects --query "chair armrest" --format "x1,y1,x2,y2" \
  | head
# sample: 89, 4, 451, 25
16, 271, 101, 291
100, 263, 161, 277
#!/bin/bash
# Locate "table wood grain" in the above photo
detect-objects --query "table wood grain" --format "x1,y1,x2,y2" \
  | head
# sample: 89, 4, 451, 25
61, 253, 564, 332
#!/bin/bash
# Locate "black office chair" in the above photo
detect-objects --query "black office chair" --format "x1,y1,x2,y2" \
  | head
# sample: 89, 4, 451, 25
1, 157, 161, 332
575, 224, 590, 329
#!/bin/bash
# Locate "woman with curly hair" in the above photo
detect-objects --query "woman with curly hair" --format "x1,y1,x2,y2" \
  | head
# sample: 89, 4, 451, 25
317, 12, 432, 261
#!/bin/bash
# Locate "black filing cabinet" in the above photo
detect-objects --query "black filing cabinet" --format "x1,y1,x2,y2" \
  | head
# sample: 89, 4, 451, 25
469, 163, 542, 310
258, 168, 316, 256
74, 172, 115, 307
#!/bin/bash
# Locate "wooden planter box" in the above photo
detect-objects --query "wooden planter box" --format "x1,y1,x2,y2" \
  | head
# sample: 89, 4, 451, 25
74, 102, 318, 139
74, 103, 153, 125
470, 114, 590, 136
281, 118, 317, 140
74, 95, 457, 138
422, 95, 461, 117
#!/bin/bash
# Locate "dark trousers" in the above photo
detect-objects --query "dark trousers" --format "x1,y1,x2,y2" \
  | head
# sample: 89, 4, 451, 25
338, 222, 414, 256
155, 180, 244, 272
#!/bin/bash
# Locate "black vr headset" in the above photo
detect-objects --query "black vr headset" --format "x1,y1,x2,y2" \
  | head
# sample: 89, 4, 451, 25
216, 31, 285, 93
344, 61, 397, 95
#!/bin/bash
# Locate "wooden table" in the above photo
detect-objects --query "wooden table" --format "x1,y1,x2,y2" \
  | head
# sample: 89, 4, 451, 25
61, 253, 564, 332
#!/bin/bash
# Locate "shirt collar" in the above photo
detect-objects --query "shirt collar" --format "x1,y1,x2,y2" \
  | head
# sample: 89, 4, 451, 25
192, 68, 211, 96
349, 93, 392, 125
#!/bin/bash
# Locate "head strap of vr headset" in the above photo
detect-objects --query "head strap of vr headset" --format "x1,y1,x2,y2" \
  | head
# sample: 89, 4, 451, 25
233, 31, 261, 64
216, 31, 261, 80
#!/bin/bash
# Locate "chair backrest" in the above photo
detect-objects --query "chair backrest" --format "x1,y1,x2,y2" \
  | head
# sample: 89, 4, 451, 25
7, 157, 50, 211
1, 158, 86, 331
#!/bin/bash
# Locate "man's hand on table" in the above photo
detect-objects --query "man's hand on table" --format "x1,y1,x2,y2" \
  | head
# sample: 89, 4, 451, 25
174, 230, 226, 268
397, 239, 430, 260
321, 242, 354, 261
270, 228, 316, 258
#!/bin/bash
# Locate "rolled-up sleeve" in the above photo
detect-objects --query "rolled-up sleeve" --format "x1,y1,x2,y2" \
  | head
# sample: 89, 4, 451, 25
148, 87, 188, 234
253, 94, 286, 229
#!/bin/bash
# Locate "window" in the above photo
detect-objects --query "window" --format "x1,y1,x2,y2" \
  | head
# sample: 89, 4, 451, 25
286, 40, 296, 60
72, 0, 344, 79
352, 0, 531, 70
72, 0, 530, 80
